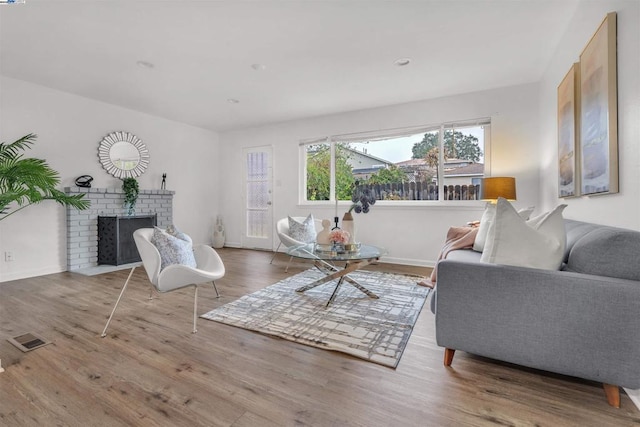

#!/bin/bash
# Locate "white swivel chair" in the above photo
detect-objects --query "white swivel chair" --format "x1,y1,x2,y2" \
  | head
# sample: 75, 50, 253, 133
101, 228, 225, 337
270, 216, 323, 272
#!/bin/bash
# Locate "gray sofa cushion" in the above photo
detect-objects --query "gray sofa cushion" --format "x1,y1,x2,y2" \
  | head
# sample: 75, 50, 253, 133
563, 219, 601, 262
565, 227, 640, 281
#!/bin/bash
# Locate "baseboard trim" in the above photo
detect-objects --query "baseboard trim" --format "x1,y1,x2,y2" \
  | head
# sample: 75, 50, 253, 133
223, 242, 242, 249
379, 256, 435, 268
0, 265, 64, 283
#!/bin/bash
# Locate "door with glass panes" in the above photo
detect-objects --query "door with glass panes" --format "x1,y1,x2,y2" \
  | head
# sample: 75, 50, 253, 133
242, 146, 273, 250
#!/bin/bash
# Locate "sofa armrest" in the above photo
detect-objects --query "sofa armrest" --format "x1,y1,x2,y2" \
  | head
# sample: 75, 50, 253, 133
435, 260, 640, 389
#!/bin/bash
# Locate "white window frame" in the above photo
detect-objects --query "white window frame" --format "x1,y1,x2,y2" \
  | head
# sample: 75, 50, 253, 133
299, 119, 491, 207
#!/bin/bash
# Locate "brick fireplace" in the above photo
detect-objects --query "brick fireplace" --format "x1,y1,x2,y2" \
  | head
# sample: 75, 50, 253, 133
64, 187, 174, 271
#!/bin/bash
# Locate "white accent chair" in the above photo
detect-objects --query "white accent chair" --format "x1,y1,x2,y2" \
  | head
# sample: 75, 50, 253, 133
270, 216, 322, 272
101, 228, 225, 337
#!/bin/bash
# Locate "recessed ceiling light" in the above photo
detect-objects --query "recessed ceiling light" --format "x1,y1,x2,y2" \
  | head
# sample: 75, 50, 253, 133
394, 58, 411, 67
136, 60, 155, 69
251, 63, 266, 71
227, 98, 240, 104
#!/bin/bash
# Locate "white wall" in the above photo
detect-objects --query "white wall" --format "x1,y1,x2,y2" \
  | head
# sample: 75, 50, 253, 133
0, 77, 220, 282
539, 0, 640, 229
537, 0, 640, 406
219, 83, 542, 266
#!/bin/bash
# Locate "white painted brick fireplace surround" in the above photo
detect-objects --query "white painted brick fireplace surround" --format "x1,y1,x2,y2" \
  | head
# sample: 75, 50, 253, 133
64, 187, 174, 271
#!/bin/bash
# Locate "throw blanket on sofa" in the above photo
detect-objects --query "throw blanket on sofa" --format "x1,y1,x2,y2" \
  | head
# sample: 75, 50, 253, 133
420, 226, 478, 288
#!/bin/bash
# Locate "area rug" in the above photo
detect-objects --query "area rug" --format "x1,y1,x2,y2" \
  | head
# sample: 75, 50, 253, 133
201, 268, 430, 368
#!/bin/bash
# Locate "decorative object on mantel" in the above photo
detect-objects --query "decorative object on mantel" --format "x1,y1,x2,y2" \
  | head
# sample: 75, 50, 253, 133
98, 131, 149, 179
0, 133, 90, 222
121, 177, 139, 216
212, 215, 225, 248
75, 175, 93, 188
161, 172, 167, 190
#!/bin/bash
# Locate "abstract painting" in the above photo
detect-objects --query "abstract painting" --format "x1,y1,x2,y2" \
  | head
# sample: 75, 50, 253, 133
558, 63, 580, 197
579, 12, 618, 195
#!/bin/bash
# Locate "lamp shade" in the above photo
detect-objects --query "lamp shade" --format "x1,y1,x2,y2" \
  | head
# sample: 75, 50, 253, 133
480, 177, 516, 201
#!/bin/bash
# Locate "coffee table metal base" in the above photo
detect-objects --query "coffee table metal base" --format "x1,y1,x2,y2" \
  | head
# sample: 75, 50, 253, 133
295, 258, 380, 307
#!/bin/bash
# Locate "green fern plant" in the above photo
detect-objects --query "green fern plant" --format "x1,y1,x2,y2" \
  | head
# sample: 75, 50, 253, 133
121, 177, 139, 216
0, 133, 90, 221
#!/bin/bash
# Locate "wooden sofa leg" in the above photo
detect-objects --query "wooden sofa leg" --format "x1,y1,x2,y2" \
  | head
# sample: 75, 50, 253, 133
603, 383, 620, 408
444, 348, 455, 367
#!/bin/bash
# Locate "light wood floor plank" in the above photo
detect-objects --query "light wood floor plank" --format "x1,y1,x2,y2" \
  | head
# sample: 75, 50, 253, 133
0, 248, 638, 426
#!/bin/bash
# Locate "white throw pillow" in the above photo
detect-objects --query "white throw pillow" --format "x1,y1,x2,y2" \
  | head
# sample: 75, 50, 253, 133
473, 204, 535, 252
151, 226, 197, 271
480, 198, 567, 270
165, 224, 193, 244
288, 215, 317, 243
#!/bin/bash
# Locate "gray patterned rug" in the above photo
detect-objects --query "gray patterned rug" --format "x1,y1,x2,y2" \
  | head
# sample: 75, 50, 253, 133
201, 268, 430, 368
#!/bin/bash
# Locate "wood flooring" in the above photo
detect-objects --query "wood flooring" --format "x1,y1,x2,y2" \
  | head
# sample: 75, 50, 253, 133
0, 248, 638, 426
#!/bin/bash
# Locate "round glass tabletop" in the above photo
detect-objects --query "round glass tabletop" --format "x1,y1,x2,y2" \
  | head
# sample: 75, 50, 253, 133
286, 243, 386, 261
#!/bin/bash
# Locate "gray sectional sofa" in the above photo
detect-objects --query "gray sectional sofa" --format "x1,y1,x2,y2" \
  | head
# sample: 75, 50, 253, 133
432, 219, 640, 407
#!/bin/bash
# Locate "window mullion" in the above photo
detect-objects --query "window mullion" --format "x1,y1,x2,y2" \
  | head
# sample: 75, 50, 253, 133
437, 125, 445, 201
329, 137, 336, 201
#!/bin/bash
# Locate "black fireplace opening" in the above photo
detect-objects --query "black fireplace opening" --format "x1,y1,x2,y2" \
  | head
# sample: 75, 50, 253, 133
98, 214, 157, 265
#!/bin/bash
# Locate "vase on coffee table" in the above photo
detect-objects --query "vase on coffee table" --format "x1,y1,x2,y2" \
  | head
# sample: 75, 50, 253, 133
342, 212, 356, 243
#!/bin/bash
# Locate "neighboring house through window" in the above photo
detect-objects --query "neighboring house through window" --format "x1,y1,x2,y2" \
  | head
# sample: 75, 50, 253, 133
301, 118, 491, 204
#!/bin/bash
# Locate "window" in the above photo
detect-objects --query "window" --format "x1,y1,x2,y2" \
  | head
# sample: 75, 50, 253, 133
301, 119, 490, 203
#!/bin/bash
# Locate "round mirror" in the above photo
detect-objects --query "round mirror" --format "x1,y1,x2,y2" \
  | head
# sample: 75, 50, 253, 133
98, 131, 149, 178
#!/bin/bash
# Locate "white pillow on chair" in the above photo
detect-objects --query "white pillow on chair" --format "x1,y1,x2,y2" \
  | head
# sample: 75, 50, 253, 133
151, 226, 197, 271
165, 224, 192, 244
288, 215, 317, 243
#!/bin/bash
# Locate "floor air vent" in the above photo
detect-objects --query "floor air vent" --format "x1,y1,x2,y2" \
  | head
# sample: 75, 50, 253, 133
8, 332, 51, 352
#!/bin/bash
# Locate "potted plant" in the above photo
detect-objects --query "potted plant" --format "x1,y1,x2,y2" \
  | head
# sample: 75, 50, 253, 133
121, 177, 139, 216
0, 133, 90, 221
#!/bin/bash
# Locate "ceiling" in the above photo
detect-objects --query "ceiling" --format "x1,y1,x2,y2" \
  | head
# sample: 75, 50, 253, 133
0, 0, 579, 133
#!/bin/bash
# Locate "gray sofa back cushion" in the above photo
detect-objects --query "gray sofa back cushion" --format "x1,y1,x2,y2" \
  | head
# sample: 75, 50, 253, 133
565, 226, 640, 281
563, 220, 601, 262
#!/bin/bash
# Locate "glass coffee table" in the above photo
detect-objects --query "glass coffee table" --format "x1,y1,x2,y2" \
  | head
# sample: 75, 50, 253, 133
286, 243, 387, 307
